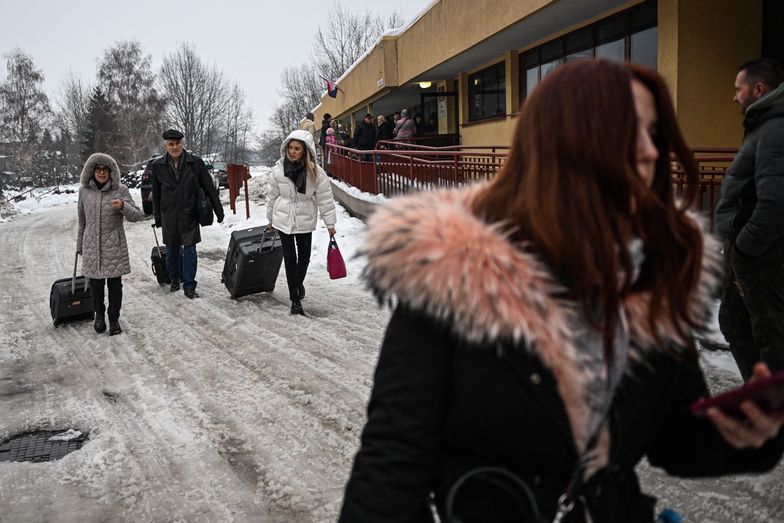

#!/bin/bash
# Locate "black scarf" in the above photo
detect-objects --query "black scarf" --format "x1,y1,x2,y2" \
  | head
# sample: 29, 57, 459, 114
284, 157, 307, 194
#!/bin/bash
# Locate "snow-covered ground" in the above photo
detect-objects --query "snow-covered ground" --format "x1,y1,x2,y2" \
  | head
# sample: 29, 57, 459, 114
1, 171, 782, 522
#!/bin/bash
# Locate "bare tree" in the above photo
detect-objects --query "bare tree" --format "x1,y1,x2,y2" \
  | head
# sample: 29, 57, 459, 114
220, 83, 255, 164
97, 40, 162, 168
311, 3, 405, 82
276, 64, 322, 133
53, 71, 91, 141
159, 43, 229, 156
0, 49, 50, 143
269, 3, 404, 136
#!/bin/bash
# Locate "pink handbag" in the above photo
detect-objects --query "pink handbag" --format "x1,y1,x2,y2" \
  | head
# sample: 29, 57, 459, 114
327, 236, 347, 279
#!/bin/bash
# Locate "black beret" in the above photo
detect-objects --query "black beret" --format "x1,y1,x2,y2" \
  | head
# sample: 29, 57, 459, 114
162, 129, 184, 140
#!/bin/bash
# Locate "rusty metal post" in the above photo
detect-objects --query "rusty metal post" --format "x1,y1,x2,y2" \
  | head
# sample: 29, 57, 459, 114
228, 164, 237, 215
243, 164, 250, 219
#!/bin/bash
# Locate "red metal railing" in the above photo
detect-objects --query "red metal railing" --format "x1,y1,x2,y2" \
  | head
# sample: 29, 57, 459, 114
325, 144, 736, 227
672, 148, 736, 230
325, 144, 507, 197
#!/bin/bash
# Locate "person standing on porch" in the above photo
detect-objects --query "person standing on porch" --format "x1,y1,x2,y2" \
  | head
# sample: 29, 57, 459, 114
715, 58, 784, 380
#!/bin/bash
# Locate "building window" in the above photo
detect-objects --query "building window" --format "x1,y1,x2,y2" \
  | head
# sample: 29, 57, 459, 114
468, 61, 506, 121
520, 1, 658, 101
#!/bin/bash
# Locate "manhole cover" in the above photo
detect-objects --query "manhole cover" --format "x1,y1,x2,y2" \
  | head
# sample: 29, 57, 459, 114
0, 429, 89, 463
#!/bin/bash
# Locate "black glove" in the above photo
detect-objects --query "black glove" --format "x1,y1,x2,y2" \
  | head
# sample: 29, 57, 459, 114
217, 214, 224, 224
153, 221, 162, 228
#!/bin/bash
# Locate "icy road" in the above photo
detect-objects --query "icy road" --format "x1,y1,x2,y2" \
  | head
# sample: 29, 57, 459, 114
0, 182, 782, 522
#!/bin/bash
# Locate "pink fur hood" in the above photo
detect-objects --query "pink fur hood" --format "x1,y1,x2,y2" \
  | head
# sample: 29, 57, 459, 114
362, 185, 722, 455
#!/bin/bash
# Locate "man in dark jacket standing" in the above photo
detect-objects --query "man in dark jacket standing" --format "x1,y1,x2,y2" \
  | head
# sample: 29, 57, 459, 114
151, 129, 224, 299
715, 58, 784, 379
353, 113, 376, 161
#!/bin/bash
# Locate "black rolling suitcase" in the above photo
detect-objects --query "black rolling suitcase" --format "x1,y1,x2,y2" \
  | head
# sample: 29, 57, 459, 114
221, 227, 284, 299
50, 252, 94, 326
150, 225, 170, 284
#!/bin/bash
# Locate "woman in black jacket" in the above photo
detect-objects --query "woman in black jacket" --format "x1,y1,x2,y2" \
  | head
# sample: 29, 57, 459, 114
339, 60, 784, 522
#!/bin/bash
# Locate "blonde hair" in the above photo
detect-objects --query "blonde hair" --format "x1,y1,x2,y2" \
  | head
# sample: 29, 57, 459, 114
290, 139, 318, 182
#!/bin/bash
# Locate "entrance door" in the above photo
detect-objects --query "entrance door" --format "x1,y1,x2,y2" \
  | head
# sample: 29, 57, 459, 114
420, 91, 459, 146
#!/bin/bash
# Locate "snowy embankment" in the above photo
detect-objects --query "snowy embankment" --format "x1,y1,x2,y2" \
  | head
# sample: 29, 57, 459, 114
0, 168, 781, 522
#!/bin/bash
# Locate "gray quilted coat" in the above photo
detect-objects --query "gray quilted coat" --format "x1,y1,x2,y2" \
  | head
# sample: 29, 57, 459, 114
76, 153, 144, 279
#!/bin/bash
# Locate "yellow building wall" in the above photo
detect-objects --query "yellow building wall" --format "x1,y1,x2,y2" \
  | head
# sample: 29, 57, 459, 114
460, 117, 518, 147
659, 0, 763, 148
396, 0, 554, 85
313, 37, 399, 126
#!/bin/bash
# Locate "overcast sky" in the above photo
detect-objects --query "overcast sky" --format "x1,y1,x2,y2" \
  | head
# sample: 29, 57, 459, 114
1, 0, 430, 133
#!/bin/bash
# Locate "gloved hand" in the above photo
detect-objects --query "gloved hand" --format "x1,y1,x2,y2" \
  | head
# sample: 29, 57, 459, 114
217, 213, 224, 224
153, 222, 161, 228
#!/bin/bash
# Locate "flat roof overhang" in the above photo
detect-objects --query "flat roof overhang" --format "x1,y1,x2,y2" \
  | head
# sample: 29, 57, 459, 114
408, 0, 633, 83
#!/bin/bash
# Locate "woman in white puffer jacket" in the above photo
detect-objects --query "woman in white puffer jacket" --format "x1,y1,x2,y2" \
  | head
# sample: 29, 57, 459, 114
266, 129, 337, 315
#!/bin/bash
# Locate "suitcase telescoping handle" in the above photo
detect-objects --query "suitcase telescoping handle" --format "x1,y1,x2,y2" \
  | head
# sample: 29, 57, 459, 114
72, 251, 88, 295
152, 223, 163, 260
257, 228, 277, 254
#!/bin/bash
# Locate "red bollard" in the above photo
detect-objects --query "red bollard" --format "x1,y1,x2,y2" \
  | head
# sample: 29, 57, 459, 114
227, 164, 251, 219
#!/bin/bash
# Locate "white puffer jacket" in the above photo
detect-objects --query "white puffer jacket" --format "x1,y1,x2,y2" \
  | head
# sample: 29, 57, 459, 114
266, 129, 337, 234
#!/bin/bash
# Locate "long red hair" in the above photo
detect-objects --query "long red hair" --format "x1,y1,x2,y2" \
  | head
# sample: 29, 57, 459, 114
472, 59, 702, 357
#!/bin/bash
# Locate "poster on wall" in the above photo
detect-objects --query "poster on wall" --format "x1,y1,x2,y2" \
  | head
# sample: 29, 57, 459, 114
438, 85, 447, 118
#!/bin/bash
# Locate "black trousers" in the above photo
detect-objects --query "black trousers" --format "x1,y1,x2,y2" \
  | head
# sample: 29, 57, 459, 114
278, 231, 312, 301
90, 276, 123, 322
719, 241, 784, 380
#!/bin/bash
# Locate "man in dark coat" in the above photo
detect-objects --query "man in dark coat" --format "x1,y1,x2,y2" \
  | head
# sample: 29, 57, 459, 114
715, 58, 784, 379
319, 113, 332, 165
353, 113, 376, 161
151, 129, 224, 299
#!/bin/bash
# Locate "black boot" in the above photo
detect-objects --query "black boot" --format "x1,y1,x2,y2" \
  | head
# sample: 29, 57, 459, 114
94, 313, 107, 334
170, 279, 181, 292
290, 299, 304, 316
298, 283, 306, 300
184, 288, 200, 299
108, 321, 122, 336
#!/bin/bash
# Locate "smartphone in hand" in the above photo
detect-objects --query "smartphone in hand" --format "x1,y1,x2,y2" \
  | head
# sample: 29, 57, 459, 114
691, 370, 784, 419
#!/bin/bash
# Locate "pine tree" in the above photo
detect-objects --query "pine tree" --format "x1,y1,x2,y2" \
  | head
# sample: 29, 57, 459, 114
81, 86, 117, 162
32, 128, 55, 186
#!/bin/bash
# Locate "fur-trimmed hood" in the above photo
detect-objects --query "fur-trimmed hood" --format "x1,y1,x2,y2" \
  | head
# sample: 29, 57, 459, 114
80, 152, 122, 188
362, 185, 722, 455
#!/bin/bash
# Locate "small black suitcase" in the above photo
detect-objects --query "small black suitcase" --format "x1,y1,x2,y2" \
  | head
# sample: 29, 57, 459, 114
222, 227, 284, 299
150, 225, 170, 284
151, 245, 170, 284
50, 252, 94, 326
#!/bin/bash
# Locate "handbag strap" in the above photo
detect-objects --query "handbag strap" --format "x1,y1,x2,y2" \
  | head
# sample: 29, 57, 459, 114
552, 403, 612, 523
445, 466, 544, 522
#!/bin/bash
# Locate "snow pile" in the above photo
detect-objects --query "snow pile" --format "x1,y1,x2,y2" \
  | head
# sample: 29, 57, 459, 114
245, 166, 271, 203
331, 177, 388, 204
49, 429, 84, 441
8, 184, 80, 215
0, 197, 17, 220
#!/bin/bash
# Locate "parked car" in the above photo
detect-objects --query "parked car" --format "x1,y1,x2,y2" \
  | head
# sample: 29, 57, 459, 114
212, 161, 228, 189
140, 155, 160, 215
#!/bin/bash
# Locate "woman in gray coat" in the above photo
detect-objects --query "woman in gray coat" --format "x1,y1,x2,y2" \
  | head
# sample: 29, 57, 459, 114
77, 153, 144, 335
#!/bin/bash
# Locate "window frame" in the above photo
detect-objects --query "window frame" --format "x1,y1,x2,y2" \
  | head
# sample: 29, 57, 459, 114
468, 61, 507, 122
519, 1, 657, 101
